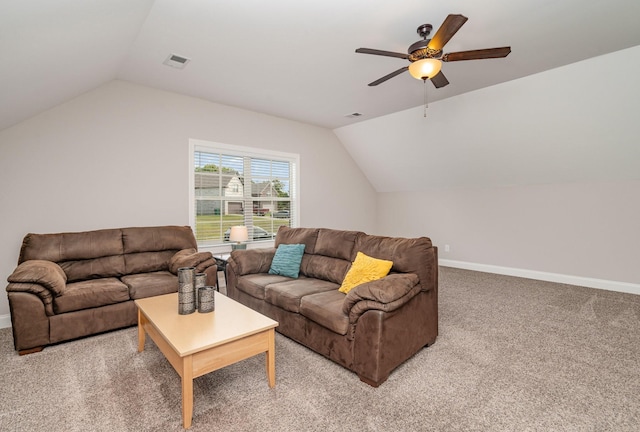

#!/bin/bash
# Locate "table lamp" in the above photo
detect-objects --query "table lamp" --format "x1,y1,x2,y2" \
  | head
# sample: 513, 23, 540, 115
229, 225, 249, 250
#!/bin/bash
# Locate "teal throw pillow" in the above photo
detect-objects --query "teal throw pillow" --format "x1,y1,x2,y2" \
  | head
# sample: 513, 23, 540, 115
269, 243, 305, 278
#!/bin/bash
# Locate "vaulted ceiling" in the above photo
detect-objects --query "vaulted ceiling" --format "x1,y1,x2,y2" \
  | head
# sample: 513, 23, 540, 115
3, 0, 640, 132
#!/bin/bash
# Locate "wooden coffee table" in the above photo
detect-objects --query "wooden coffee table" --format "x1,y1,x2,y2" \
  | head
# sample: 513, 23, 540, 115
135, 292, 278, 429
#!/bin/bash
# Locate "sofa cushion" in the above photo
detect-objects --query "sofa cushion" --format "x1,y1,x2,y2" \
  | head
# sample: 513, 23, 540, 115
126, 250, 174, 274
19, 228, 124, 263
235, 274, 292, 300
299, 290, 350, 335
314, 228, 360, 261
300, 254, 350, 285
269, 244, 305, 278
60, 255, 126, 282
18, 226, 201, 283
339, 252, 393, 294
121, 271, 178, 300
53, 277, 129, 314
229, 249, 276, 276
275, 226, 319, 254
265, 278, 339, 313
121, 226, 196, 254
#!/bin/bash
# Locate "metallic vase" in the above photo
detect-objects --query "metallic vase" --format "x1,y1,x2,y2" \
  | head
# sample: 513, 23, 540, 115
178, 267, 196, 315
194, 273, 207, 309
198, 286, 216, 313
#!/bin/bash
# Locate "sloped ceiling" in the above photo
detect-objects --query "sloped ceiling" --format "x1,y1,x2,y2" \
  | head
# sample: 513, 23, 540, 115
2, 0, 640, 134
0, 1, 155, 132
335, 45, 640, 191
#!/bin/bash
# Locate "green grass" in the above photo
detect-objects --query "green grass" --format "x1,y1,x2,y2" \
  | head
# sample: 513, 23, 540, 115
195, 214, 242, 241
195, 214, 290, 242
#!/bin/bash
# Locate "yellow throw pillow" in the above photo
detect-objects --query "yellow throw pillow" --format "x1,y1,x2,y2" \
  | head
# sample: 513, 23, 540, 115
339, 251, 393, 294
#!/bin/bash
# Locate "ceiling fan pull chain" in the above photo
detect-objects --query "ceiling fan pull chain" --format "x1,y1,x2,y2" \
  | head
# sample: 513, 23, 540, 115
424, 79, 428, 117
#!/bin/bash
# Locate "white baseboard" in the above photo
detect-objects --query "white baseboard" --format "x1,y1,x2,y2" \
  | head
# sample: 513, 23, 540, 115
439, 259, 640, 296
0, 314, 11, 329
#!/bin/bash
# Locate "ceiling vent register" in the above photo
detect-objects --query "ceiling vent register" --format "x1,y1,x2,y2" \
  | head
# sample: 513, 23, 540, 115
163, 54, 191, 69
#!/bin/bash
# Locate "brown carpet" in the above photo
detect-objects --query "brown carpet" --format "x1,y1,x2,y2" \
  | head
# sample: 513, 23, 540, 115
1, 267, 639, 431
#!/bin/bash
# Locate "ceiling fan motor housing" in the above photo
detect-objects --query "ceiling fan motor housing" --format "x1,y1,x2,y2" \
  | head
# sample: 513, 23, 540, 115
408, 41, 442, 62
408, 24, 442, 62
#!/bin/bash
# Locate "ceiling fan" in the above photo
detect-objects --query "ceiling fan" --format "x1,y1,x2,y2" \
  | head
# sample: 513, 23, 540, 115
356, 14, 511, 88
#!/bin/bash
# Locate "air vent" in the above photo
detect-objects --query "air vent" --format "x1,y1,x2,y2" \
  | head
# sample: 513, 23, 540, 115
163, 53, 191, 69
345, 112, 363, 118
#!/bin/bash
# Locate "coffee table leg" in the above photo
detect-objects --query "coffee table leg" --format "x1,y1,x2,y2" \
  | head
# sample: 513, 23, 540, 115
266, 329, 276, 388
137, 309, 145, 352
182, 355, 194, 429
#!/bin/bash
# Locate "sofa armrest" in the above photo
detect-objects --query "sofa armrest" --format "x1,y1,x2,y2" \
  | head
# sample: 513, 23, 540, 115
227, 248, 276, 276
6, 283, 56, 316
7, 260, 67, 296
168, 248, 217, 274
342, 273, 421, 320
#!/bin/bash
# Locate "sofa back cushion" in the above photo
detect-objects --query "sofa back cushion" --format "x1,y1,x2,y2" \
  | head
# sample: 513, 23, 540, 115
121, 226, 196, 275
20, 228, 124, 263
275, 226, 318, 254
60, 256, 126, 282
19, 226, 197, 282
124, 250, 177, 275
20, 228, 126, 282
273, 227, 435, 289
276, 227, 359, 284
300, 255, 350, 285
121, 226, 196, 253
314, 228, 361, 261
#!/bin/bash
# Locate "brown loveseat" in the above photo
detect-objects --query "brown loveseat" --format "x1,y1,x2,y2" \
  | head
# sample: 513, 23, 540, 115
6, 225, 218, 354
226, 226, 438, 387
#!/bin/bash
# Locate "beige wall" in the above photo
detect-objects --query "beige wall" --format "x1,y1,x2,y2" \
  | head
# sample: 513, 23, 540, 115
0, 80, 377, 318
377, 181, 640, 285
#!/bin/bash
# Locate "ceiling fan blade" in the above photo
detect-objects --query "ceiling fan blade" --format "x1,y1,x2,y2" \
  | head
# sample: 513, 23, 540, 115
356, 48, 409, 59
368, 67, 408, 86
442, 47, 511, 62
427, 14, 468, 52
430, 71, 449, 88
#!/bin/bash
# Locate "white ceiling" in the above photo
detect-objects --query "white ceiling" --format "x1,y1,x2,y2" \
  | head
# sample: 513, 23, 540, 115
2, 0, 640, 132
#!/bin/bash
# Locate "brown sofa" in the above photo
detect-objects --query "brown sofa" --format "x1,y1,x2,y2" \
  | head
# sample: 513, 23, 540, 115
5, 225, 218, 354
225, 226, 438, 387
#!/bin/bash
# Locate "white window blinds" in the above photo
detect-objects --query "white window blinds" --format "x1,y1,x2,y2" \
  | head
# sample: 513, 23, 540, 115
190, 140, 298, 247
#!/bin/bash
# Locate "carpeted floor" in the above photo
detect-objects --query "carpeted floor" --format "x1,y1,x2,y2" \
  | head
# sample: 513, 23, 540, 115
1, 267, 639, 431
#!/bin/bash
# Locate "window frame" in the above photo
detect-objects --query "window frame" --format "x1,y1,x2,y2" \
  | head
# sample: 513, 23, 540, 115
188, 139, 300, 252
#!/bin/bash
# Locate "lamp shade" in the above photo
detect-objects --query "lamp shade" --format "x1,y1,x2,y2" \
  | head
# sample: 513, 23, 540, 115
408, 58, 442, 80
229, 225, 249, 242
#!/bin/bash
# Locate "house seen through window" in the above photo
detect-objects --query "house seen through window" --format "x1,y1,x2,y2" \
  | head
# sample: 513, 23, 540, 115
190, 140, 299, 248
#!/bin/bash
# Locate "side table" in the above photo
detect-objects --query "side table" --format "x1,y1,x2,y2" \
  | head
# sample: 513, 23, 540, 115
213, 253, 230, 292
213, 253, 230, 272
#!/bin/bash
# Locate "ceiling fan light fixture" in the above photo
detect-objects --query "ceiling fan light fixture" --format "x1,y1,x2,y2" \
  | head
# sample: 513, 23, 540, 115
408, 58, 442, 80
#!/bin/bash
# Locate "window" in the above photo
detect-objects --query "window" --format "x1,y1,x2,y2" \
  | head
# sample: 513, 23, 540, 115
189, 140, 299, 248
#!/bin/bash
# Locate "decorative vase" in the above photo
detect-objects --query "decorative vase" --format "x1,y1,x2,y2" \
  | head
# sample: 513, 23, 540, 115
198, 286, 216, 313
177, 267, 196, 315
194, 273, 207, 309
